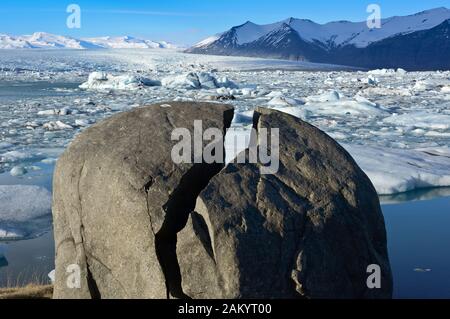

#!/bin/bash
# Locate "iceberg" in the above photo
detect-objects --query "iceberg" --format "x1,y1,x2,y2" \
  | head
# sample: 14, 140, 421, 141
80, 72, 161, 91
383, 112, 450, 130
343, 144, 450, 195
0, 185, 52, 240
162, 72, 238, 89
43, 120, 73, 131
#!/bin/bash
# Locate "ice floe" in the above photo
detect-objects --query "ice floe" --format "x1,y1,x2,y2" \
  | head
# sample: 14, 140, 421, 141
267, 96, 304, 107
80, 71, 161, 91
43, 120, 73, 130
344, 144, 450, 194
383, 112, 450, 130
271, 106, 309, 119
368, 68, 407, 76
48, 269, 55, 283
38, 107, 74, 116
0, 185, 52, 240
302, 91, 388, 117
162, 72, 238, 89
10, 166, 27, 176
0, 151, 34, 167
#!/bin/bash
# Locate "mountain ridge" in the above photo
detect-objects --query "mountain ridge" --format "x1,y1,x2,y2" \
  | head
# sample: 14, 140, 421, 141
0, 32, 177, 49
187, 7, 450, 70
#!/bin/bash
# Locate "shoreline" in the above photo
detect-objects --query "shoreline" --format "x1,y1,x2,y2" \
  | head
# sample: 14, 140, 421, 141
0, 284, 52, 299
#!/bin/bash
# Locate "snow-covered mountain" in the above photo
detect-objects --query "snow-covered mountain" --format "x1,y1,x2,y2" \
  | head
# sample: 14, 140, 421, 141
187, 7, 450, 70
82, 36, 177, 49
0, 32, 176, 50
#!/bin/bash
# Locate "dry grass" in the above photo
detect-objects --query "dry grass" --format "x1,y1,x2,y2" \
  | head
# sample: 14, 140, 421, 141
0, 284, 53, 299
0, 270, 53, 299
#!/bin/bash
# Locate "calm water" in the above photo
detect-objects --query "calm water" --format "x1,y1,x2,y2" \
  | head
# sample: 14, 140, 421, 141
0, 231, 54, 287
0, 81, 82, 101
383, 195, 450, 299
1, 193, 449, 298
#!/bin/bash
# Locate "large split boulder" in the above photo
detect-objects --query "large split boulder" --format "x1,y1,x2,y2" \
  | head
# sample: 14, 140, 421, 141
53, 102, 392, 299
177, 107, 393, 299
52, 101, 234, 298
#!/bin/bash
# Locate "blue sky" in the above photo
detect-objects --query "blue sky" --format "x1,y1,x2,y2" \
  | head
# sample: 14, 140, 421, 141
1, 0, 449, 45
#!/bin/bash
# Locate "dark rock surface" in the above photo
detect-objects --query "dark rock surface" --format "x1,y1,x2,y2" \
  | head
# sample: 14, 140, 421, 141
53, 102, 392, 299
178, 108, 393, 298
52, 101, 233, 298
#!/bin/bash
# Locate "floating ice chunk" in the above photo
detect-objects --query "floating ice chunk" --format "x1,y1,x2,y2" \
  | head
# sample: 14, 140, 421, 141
343, 144, 450, 194
75, 119, 91, 127
303, 98, 386, 117
416, 147, 450, 158
162, 72, 237, 90
367, 69, 405, 76
10, 166, 27, 176
364, 75, 379, 85
48, 269, 55, 284
305, 91, 341, 103
80, 72, 160, 91
271, 106, 309, 120
267, 96, 304, 107
38, 109, 58, 116
216, 76, 238, 89
412, 80, 435, 91
43, 120, 73, 130
327, 131, 349, 140
0, 185, 51, 221
232, 111, 254, 124
87, 71, 108, 81
361, 87, 412, 96
197, 72, 218, 89
367, 68, 407, 76
0, 185, 52, 240
0, 150, 31, 163
266, 91, 283, 98
413, 268, 432, 273
0, 229, 24, 240
41, 157, 57, 164
354, 95, 378, 106
241, 88, 254, 96
383, 112, 450, 130
162, 72, 201, 89
424, 131, 450, 138
37, 107, 73, 116
216, 87, 231, 95
367, 69, 391, 75
441, 86, 450, 93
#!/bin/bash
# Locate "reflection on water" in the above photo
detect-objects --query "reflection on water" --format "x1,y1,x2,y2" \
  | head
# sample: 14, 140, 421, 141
380, 187, 450, 205
0, 231, 54, 287
382, 196, 450, 299
0, 255, 7, 268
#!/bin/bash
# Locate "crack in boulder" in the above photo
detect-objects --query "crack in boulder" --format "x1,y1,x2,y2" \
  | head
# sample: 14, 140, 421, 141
155, 163, 225, 298
176, 107, 393, 299
152, 111, 233, 299
52, 102, 392, 299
